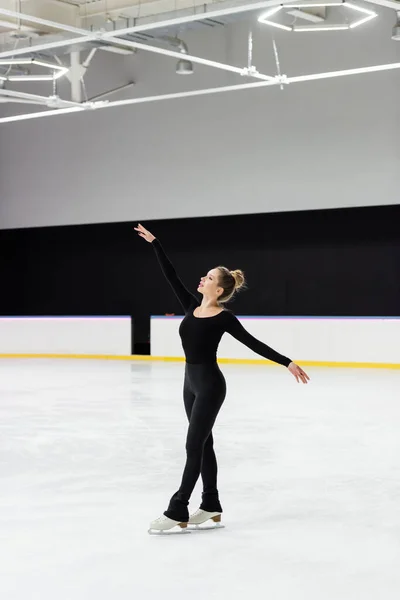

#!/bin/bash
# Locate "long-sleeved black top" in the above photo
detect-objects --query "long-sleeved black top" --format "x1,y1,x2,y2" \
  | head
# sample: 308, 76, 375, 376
152, 238, 292, 367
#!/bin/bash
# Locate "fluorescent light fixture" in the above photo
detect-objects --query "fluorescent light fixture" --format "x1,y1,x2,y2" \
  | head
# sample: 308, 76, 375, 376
8, 67, 68, 82
258, 1, 378, 32
258, 7, 293, 30
343, 2, 376, 15
0, 106, 84, 124
98, 45, 134, 56
349, 14, 377, 28
287, 62, 400, 83
8, 75, 54, 81
0, 58, 69, 82
284, 2, 342, 6
33, 59, 66, 71
258, 6, 283, 21
53, 68, 69, 80
0, 58, 33, 65
294, 24, 349, 31
261, 20, 293, 30
0, 58, 67, 70
344, 1, 377, 27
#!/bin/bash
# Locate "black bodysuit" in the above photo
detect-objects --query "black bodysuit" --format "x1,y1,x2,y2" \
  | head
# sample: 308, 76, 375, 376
151, 238, 292, 522
152, 238, 292, 367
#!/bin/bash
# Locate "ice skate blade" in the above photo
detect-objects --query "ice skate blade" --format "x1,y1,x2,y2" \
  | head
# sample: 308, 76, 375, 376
188, 524, 225, 532
148, 527, 191, 536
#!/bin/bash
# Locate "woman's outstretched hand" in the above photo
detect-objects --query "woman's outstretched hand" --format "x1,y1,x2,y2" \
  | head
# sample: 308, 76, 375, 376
134, 223, 155, 243
288, 362, 310, 384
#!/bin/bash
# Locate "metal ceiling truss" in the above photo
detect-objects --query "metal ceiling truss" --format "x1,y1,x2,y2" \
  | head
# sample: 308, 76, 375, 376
0, 0, 399, 124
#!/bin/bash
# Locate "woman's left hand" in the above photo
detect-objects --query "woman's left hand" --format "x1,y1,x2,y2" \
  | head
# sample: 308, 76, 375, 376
288, 362, 310, 384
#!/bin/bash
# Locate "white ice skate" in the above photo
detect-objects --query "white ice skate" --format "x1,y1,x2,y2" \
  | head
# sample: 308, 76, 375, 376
148, 515, 190, 535
187, 509, 225, 531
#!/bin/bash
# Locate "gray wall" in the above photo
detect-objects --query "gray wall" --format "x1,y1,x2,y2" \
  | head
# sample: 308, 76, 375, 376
0, 7, 399, 229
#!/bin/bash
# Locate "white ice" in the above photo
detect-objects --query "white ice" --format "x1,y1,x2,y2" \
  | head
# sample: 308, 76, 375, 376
0, 359, 399, 600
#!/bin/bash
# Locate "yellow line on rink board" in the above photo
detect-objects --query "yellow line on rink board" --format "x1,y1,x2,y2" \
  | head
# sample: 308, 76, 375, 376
0, 354, 399, 369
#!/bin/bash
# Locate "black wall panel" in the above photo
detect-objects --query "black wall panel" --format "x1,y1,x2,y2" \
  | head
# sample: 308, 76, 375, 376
0, 205, 398, 352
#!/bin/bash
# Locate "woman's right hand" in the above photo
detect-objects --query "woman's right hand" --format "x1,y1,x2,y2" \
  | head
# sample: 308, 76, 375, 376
134, 223, 155, 243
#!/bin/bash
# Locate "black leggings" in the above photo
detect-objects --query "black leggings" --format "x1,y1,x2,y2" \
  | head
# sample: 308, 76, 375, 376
164, 362, 226, 522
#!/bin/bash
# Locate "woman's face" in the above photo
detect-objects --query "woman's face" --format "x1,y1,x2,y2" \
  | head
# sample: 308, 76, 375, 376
197, 268, 223, 299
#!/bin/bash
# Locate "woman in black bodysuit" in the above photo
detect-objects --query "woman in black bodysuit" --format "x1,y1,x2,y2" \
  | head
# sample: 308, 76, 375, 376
134, 224, 310, 533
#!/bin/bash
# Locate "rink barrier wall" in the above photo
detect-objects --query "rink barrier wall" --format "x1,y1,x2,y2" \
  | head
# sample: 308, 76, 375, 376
0, 316, 399, 369
0, 317, 131, 356
150, 315, 400, 370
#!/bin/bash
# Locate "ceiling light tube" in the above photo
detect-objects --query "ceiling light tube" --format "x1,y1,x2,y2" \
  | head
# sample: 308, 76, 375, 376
0, 58, 33, 65
0, 106, 85, 124
294, 24, 349, 30
33, 59, 66, 71
8, 68, 69, 81
258, 6, 283, 21
349, 14, 377, 27
0, 88, 61, 101
259, 20, 293, 29
0, 98, 47, 105
343, 2, 377, 15
258, 2, 378, 33
0, 58, 67, 71
8, 75, 54, 81
53, 68, 69, 80
284, 2, 342, 6
288, 62, 400, 83
0, 58, 69, 82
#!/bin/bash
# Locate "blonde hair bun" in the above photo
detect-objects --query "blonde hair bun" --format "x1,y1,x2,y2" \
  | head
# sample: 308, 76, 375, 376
230, 269, 246, 291
215, 265, 247, 304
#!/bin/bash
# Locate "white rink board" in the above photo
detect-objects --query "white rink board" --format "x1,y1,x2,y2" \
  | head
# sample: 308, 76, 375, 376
151, 316, 400, 364
0, 317, 131, 355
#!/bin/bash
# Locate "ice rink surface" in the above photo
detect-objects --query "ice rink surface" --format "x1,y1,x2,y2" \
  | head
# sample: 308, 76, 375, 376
0, 359, 399, 600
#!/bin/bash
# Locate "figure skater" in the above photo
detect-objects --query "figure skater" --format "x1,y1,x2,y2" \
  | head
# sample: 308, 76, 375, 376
134, 224, 310, 534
